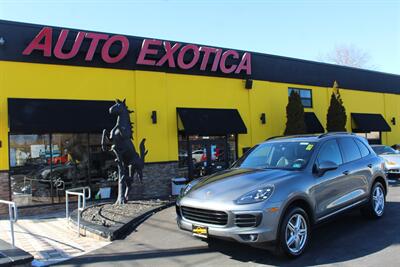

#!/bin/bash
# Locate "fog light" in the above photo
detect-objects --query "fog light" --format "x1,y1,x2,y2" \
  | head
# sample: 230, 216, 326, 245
249, 234, 258, 241
239, 234, 258, 242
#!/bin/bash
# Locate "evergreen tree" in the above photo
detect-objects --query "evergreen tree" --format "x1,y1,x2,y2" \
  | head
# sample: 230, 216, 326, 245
284, 90, 306, 135
326, 81, 347, 132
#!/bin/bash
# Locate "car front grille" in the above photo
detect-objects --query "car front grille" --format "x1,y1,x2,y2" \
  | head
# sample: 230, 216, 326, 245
181, 206, 228, 226
234, 214, 262, 227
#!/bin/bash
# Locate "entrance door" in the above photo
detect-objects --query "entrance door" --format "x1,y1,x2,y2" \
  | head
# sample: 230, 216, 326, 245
188, 138, 230, 178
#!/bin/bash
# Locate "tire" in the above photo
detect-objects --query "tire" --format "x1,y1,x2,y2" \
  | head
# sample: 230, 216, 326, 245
276, 207, 310, 258
361, 181, 386, 219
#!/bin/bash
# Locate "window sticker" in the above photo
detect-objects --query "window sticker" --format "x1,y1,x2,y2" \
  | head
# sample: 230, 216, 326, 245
305, 144, 314, 151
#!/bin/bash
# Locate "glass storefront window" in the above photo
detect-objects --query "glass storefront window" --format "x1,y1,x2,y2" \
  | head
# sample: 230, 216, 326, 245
51, 133, 89, 189
9, 134, 52, 206
9, 133, 118, 207
355, 132, 381, 144
88, 134, 118, 196
178, 134, 237, 178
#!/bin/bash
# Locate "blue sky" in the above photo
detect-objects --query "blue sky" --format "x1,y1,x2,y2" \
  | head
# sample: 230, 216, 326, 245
1, 0, 399, 74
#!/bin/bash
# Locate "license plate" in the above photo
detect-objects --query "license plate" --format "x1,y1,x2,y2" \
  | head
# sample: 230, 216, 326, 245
192, 225, 208, 238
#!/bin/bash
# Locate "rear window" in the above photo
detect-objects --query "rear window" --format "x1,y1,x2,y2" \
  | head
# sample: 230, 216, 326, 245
355, 139, 370, 157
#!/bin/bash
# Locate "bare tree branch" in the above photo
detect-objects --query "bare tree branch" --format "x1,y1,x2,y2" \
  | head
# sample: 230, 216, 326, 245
318, 44, 376, 70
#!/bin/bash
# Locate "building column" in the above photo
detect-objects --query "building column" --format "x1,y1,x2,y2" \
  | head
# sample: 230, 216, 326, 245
0, 171, 11, 214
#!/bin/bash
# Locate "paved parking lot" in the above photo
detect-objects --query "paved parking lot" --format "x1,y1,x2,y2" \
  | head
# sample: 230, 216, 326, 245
60, 182, 400, 267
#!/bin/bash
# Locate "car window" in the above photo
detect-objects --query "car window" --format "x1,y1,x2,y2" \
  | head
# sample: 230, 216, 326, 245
317, 139, 343, 165
371, 145, 398, 155
234, 141, 316, 170
338, 138, 362, 163
355, 139, 370, 157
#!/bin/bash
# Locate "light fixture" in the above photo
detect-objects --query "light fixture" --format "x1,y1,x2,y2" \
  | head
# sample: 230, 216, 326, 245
391, 117, 396, 126
151, 111, 157, 124
245, 78, 253, 89
260, 113, 266, 124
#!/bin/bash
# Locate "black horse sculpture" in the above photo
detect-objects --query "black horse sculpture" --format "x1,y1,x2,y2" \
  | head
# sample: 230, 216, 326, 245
101, 99, 147, 205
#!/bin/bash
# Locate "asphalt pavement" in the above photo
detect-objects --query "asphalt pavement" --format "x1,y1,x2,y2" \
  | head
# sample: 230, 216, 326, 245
59, 183, 400, 267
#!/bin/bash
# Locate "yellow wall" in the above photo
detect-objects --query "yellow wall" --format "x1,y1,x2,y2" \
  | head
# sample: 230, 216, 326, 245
1, 60, 400, 170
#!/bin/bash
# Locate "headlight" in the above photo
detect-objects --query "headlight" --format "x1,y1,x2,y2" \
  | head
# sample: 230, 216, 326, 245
180, 183, 194, 197
235, 185, 274, 205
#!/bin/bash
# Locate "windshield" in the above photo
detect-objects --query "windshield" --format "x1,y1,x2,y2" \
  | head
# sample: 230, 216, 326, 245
372, 146, 398, 155
234, 141, 316, 170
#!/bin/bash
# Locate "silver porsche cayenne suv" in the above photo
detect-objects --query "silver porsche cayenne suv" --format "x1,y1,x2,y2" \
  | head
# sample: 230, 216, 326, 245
176, 133, 387, 257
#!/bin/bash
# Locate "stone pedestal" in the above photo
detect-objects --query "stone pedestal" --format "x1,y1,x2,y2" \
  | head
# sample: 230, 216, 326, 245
128, 162, 179, 199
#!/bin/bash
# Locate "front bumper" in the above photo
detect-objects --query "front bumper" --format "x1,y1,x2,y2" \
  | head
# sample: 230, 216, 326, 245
385, 166, 400, 179
175, 199, 282, 244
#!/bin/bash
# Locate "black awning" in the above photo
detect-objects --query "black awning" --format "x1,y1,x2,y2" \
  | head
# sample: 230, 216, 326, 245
351, 113, 391, 132
304, 112, 324, 134
177, 108, 247, 136
8, 98, 115, 134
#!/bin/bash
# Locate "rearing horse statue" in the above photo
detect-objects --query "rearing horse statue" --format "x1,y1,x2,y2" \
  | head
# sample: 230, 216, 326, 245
101, 99, 148, 205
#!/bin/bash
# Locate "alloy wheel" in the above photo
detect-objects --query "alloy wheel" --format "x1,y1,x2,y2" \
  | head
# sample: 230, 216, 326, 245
285, 213, 308, 254
373, 186, 385, 216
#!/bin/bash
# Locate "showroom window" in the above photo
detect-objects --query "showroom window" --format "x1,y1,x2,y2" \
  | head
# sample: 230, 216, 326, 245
9, 133, 117, 207
178, 134, 237, 178
288, 88, 313, 108
355, 132, 381, 144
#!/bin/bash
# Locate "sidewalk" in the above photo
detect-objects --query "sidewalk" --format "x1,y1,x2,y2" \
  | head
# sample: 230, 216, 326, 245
0, 211, 110, 266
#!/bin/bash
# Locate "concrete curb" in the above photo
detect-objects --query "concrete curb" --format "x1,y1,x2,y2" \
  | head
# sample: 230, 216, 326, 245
68, 201, 175, 241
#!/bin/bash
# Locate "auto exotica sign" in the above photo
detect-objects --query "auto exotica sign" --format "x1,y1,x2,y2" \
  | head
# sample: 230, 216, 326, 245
22, 27, 252, 75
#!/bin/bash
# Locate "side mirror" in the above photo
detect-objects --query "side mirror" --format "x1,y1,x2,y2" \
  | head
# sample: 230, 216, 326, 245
315, 161, 338, 176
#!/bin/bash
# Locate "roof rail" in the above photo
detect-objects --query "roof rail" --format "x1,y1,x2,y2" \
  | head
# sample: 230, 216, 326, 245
265, 135, 283, 141
318, 132, 355, 138
265, 134, 318, 141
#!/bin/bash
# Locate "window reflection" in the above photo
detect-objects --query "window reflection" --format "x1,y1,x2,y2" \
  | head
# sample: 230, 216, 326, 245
177, 134, 237, 179
9, 133, 118, 206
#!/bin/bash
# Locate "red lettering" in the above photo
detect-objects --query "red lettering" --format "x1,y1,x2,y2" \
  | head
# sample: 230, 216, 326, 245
156, 41, 181, 67
101, 35, 129, 63
136, 39, 162, 66
85, 32, 109, 61
211, 49, 222, 72
177, 44, 200, 70
53, 29, 85, 60
235, 52, 252, 75
22, 27, 53, 57
220, 50, 239, 74
199, 47, 217, 71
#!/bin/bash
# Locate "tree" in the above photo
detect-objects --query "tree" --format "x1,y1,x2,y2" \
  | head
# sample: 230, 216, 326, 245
326, 81, 347, 132
319, 44, 375, 70
284, 90, 306, 135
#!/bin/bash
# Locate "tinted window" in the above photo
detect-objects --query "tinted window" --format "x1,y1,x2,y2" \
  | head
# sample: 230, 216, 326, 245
317, 140, 343, 165
355, 139, 370, 157
339, 138, 362, 162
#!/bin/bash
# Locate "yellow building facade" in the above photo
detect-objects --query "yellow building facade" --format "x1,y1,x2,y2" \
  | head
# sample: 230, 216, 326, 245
0, 20, 399, 209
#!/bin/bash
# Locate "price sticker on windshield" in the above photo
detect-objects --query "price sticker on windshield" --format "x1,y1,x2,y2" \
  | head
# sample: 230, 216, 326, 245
305, 144, 314, 151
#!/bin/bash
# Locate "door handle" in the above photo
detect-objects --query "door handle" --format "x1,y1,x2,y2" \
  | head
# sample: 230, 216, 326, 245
367, 164, 373, 168
342, 170, 350, 175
